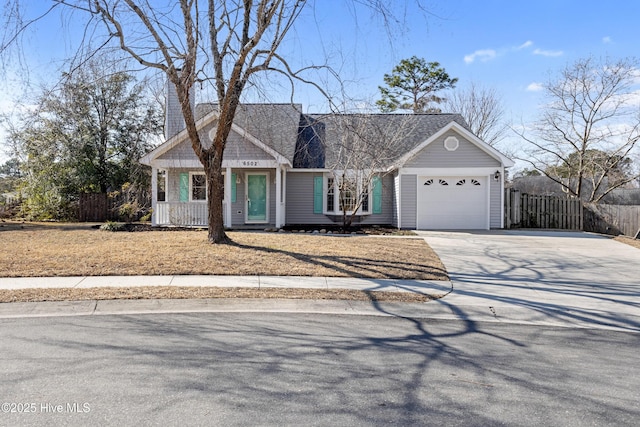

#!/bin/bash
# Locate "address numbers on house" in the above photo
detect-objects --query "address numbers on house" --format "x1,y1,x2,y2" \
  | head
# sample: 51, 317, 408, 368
226, 160, 276, 168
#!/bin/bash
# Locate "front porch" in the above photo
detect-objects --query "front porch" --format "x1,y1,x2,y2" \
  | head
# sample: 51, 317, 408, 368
151, 165, 287, 228
154, 201, 225, 227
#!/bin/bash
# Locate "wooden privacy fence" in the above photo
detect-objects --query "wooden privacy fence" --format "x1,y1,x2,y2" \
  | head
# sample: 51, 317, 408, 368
78, 193, 112, 222
583, 203, 640, 237
505, 189, 583, 230
78, 190, 152, 222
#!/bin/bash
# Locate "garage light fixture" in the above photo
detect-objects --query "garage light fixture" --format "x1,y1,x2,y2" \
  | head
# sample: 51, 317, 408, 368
493, 170, 501, 181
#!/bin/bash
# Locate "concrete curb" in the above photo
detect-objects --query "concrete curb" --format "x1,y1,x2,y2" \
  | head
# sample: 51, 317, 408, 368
1, 297, 638, 333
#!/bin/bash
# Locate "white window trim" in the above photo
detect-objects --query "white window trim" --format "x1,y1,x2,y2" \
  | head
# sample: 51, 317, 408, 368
188, 171, 225, 202
323, 172, 372, 216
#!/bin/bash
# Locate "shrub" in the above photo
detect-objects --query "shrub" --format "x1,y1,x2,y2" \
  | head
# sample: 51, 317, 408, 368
100, 221, 125, 232
139, 210, 152, 222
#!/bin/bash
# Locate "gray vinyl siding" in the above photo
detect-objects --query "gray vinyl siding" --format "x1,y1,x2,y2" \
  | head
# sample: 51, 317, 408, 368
286, 172, 333, 225
404, 131, 501, 168
358, 174, 394, 225
230, 180, 244, 226
400, 174, 417, 229
285, 172, 394, 226
223, 132, 274, 161
490, 179, 502, 228
159, 140, 199, 162
158, 122, 274, 162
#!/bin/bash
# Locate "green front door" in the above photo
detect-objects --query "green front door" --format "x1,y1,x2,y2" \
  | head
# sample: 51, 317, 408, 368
247, 174, 267, 222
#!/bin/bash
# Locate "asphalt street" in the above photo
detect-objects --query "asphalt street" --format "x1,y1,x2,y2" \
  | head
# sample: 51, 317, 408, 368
1, 312, 639, 426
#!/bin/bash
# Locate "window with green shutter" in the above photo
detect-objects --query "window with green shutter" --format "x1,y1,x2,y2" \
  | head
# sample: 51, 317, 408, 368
313, 176, 323, 214
372, 176, 382, 214
179, 173, 189, 202
231, 173, 237, 203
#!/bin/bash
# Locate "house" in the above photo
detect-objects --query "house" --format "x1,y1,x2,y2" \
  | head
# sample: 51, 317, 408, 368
140, 92, 514, 230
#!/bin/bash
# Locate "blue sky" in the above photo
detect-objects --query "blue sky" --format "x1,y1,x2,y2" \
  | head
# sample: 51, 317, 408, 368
2, 0, 640, 165
301, 0, 640, 117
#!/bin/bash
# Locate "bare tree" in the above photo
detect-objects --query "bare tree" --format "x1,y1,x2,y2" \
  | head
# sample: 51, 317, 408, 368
2, 0, 430, 243
319, 112, 416, 228
515, 56, 640, 202
445, 81, 506, 146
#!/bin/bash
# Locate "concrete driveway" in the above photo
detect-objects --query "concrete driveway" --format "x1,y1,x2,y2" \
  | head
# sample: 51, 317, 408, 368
417, 230, 640, 332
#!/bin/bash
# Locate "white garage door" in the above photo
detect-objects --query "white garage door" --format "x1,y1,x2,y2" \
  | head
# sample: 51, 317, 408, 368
417, 176, 488, 229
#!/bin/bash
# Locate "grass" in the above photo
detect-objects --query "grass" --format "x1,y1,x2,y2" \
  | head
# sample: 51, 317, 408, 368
0, 286, 436, 304
0, 221, 447, 280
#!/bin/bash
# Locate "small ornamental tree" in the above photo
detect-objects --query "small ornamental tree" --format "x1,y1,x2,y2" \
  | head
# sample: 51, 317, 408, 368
323, 112, 417, 228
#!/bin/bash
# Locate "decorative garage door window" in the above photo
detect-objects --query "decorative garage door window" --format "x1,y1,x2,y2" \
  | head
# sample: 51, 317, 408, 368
425, 178, 481, 187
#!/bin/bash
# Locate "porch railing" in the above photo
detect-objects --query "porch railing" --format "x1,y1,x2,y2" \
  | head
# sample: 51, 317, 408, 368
155, 202, 226, 227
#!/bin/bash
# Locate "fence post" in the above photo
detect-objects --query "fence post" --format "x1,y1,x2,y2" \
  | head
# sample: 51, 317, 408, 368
504, 189, 511, 229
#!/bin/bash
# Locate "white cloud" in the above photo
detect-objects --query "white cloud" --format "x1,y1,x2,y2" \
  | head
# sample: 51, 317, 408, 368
526, 82, 544, 92
602, 36, 612, 44
631, 67, 640, 85
625, 89, 640, 107
533, 48, 563, 57
517, 40, 533, 50
464, 49, 497, 64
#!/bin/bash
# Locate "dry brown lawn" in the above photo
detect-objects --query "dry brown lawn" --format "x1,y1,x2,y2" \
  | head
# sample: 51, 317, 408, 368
0, 286, 435, 304
614, 235, 640, 250
0, 221, 447, 280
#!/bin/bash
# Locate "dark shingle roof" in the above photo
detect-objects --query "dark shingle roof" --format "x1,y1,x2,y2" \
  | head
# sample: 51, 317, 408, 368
194, 104, 471, 169
196, 103, 303, 162
295, 113, 470, 169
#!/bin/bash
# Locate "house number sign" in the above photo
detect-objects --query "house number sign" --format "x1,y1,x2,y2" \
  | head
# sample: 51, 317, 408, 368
226, 159, 276, 168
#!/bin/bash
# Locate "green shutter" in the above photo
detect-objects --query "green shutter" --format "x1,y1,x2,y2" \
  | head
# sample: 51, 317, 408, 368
313, 176, 323, 214
372, 176, 382, 214
179, 173, 189, 202
231, 173, 237, 203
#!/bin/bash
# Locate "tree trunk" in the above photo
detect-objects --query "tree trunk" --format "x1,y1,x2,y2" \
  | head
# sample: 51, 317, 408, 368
206, 160, 230, 244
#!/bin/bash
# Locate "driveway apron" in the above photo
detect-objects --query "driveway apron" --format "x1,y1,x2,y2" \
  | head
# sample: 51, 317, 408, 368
417, 230, 640, 331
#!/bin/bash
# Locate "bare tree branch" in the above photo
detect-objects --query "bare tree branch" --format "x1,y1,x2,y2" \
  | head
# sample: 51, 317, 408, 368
517, 56, 640, 202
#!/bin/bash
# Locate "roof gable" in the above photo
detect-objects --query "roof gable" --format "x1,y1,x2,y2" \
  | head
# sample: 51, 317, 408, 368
141, 104, 301, 166
395, 121, 514, 169
296, 113, 486, 170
